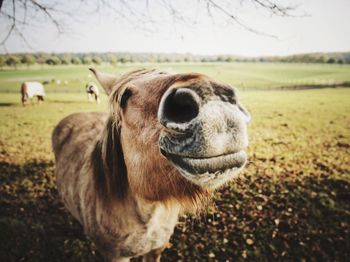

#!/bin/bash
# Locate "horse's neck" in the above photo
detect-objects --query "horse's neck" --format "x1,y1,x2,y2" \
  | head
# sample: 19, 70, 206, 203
133, 196, 182, 225
88, 191, 181, 240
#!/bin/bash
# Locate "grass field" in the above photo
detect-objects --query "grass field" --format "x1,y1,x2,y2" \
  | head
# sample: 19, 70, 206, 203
1, 62, 350, 93
0, 64, 350, 261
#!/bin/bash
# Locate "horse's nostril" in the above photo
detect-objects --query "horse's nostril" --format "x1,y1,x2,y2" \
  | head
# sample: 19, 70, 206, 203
162, 88, 200, 124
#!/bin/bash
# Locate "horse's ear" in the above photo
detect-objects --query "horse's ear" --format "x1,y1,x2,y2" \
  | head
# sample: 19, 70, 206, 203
89, 68, 119, 95
238, 102, 251, 123
92, 117, 128, 204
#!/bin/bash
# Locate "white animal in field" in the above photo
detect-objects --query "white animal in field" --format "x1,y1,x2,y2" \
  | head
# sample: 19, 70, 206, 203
21, 82, 45, 106
86, 82, 100, 103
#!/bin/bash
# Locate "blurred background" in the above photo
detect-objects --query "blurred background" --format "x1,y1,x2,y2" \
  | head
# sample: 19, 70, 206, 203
0, 0, 349, 261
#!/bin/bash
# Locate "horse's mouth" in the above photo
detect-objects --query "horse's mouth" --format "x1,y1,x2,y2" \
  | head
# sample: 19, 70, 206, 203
160, 149, 247, 176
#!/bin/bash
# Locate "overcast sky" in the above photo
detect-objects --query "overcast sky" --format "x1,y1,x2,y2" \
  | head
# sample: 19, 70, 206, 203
1, 0, 349, 56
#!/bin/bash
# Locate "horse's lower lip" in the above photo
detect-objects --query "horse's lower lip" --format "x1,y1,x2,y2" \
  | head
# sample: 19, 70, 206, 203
162, 150, 247, 175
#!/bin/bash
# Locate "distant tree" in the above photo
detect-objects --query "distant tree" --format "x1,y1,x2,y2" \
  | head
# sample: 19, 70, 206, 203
6, 55, 20, 69
21, 54, 36, 68
0, 55, 4, 69
157, 56, 167, 63
61, 57, 70, 65
46, 56, 61, 65
299, 55, 312, 63
174, 57, 182, 63
315, 56, 327, 63
83, 56, 92, 64
60, 54, 72, 65
71, 57, 82, 65
107, 54, 117, 65
146, 54, 155, 63
217, 56, 225, 62
327, 58, 336, 64
118, 57, 127, 64
92, 56, 102, 65
337, 59, 344, 64
225, 57, 233, 62
36, 53, 50, 65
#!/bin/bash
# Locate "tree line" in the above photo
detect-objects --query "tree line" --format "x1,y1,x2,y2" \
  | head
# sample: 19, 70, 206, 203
0, 51, 349, 69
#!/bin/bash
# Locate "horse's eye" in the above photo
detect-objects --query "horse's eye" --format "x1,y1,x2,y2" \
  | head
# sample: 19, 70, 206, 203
120, 89, 132, 108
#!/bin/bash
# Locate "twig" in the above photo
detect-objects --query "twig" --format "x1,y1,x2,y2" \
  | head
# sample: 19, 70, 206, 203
205, 0, 277, 38
0, 0, 16, 45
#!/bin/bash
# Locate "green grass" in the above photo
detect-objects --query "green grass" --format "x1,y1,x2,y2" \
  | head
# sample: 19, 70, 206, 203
1, 62, 350, 93
0, 87, 349, 261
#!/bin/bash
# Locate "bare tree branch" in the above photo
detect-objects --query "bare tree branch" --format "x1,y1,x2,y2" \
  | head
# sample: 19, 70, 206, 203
0, 0, 15, 45
204, 0, 276, 38
28, 0, 62, 33
14, 23, 33, 49
0, 0, 300, 50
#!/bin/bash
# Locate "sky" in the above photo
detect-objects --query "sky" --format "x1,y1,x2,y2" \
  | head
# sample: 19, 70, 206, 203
0, 0, 349, 56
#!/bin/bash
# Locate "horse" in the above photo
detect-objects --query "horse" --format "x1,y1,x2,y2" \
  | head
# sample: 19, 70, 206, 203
86, 82, 100, 103
21, 81, 45, 106
52, 68, 250, 261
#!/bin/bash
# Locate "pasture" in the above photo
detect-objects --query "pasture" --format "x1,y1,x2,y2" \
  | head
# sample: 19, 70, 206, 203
0, 63, 350, 261
1, 62, 350, 93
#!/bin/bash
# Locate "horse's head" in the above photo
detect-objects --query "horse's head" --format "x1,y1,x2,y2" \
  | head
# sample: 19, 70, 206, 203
91, 68, 250, 210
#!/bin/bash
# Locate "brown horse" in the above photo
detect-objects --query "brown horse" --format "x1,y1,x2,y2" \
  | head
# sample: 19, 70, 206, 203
52, 68, 250, 261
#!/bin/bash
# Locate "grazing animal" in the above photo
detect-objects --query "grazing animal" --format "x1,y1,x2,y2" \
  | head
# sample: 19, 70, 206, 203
86, 82, 100, 103
21, 81, 45, 106
52, 68, 250, 261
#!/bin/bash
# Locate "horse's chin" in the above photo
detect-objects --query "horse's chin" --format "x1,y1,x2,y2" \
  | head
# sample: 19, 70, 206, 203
160, 150, 247, 189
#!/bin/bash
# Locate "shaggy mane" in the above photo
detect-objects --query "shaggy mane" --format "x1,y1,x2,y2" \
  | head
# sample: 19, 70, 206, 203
91, 117, 128, 204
